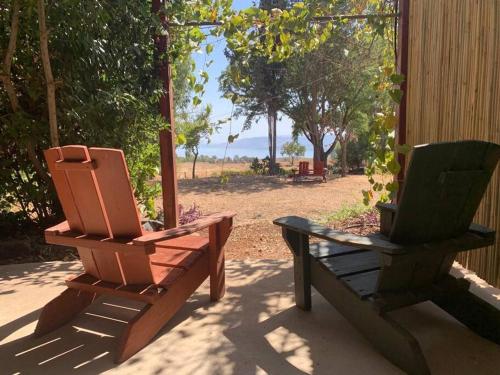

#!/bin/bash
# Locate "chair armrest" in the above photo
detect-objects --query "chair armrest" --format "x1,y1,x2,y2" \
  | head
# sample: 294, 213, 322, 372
273, 216, 405, 254
376, 202, 397, 236
133, 211, 236, 246
45, 220, 71, 235
376, 202, 397, 213
468, 223, 495, 240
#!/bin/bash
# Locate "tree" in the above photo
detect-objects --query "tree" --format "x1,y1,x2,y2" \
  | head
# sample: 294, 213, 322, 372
281, 11, 380, 168
281, 140, 306, 165
335, 120, 370, 172
220, 0, 289, 175
177, 106, 217, 179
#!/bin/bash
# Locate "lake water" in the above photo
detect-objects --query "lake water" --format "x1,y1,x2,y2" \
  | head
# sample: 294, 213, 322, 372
178, 135, 335, 159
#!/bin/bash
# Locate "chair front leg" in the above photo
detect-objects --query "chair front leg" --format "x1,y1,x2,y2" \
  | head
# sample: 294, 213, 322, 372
282, 228, 311, 310
208, 217, 232, 301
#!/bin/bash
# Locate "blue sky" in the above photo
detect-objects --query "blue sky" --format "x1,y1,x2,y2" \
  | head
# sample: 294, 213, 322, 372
190, 0, 294, 144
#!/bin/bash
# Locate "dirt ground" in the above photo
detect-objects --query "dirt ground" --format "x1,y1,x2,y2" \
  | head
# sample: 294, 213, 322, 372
172, 174, 374, 259
175, 161, 250, 180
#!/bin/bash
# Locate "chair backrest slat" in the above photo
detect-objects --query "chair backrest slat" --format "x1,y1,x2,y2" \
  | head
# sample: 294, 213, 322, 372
390, 141, 500, 244
44, 148, 85, 233
59, 145, 110, 236
89, 148, 143, 238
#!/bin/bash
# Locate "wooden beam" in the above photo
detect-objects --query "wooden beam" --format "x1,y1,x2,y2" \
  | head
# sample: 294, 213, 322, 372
166, 13, 400, 27
396, 0, 410, 201
153, 0, 179, 228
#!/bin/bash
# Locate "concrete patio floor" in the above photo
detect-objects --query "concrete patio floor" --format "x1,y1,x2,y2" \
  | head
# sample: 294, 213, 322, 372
0, 260, 499, 375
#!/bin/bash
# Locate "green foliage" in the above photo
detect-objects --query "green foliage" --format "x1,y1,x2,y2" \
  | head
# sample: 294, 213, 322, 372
0, 0, 191, 224
249, 157, 270, 175
322, 202, 372, 223
281, 140, 306, 164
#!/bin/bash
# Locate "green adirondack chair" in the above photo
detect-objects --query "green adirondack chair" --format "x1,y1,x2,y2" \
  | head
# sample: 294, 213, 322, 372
274, 140, 500, 375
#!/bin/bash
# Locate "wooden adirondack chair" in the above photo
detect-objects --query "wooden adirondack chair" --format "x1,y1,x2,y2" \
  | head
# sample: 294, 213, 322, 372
292, 160, 327, 182
274, 141, 500, 375
37, 145, 235, 363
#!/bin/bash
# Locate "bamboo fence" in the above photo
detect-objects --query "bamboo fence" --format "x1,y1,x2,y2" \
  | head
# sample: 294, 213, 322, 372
405, 0, 500, 287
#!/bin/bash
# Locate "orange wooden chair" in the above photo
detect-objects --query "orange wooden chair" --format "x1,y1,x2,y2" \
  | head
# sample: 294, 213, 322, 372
293, 160, 327, 182
37, 145, 235, 363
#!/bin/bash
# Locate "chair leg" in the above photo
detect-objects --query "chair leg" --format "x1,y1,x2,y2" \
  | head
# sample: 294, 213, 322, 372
115, 253, 209, 363
293, 252, 311, 311
310, 260, 430, 375
34, 288, 96, 337
209, 220, 231, 302
432, 288, 500, 345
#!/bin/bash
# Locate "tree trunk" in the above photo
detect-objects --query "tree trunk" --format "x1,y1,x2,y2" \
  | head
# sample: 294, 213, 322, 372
192, 150, 198, 179
271, 111, 277, 174
340, 140, 348, 177
267, 108, 277, 175
37, 0, 59, 147
312, 141, 326, 162
1, 0, 20, 112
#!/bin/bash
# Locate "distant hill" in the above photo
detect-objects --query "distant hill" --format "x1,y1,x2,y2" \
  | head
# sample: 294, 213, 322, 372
194, 134, 335, 158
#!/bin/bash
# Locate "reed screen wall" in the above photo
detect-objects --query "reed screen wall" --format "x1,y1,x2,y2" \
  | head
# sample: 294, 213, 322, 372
405, 0, 500, 287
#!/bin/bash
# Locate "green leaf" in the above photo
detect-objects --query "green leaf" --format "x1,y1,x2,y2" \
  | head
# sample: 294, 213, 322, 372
390, 73, 406, 85
194, 83, 204, 93
227, 133, 239, 143
205, 44, 214, 54
193, 96, 201, 106
389, 89, 403, 104
387, 157, 401, 175
176, 133, 187, 145
395, 143, 411, 155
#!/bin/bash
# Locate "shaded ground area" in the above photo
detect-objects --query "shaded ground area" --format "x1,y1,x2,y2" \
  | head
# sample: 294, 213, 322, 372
1, 260, 499, 375
175, 174, 373, 259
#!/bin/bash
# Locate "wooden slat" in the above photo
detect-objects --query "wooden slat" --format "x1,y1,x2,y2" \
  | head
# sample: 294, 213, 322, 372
318, 250, 380, 278
309, 241, 362, 259
340, 270, 380, 299
155, 235, 209, 251
43, 148, 84, 232
66, 273, 164, 304
76, 246, 101, 278
151, 264, 187, 288
60, 145, 110, 236
45, 232, 152, 254
88, 148, 143, 238
150, 248, 203, 269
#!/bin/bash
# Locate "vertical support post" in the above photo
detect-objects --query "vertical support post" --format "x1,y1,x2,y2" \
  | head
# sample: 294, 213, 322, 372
282, 228, 311, 310
209, 219, 231, 301
153, 0, 178, 228
396, 0, 410, 202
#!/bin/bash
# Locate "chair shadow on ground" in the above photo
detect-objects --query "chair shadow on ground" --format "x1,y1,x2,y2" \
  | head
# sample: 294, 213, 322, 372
0, 260, 499, 375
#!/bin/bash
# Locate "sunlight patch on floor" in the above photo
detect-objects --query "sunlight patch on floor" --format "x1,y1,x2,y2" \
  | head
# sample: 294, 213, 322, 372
264, 326, 312, 373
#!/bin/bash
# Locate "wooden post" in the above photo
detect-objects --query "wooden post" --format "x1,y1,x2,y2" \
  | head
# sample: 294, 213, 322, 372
396, 0, 410, 201
152, 0, 178, 228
